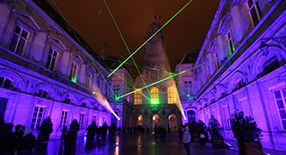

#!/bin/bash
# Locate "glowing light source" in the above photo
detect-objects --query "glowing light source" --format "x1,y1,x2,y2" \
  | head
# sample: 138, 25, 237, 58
151, 101, 158, 104
71, 76, 77, 83
108, 0, 194, 77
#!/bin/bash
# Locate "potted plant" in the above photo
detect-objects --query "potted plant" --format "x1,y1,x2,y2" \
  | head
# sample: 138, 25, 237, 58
207, 115, 224, 148
230, 110, 263, 155
37, 116, 53, 142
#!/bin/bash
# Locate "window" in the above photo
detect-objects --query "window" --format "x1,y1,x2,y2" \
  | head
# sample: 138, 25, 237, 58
86, 72, 92, 88
274, 88, 286, 130
46, 48, 58, 71
248, 0, 262, 26
227, 31, 235, 56
113, 85, 120, 99
0, 77, 12, 89
184, 80, 192, 96
9, 25, 28, 55
134, 89, 142, 105
261, 56, 280, 76
70, 62, 78, 82
31, 106, 45, 129
63, 94, 72, 104
151, 68, 158, 79
79, 113, 84, 129
222, 105, 230, 130
151, 87, 159, 104
60, 111, 68, 129
37, 89, 49, 99
167, 87, 176, 104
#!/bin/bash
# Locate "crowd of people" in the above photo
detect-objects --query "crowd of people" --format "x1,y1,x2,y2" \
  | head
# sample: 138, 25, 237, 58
0, 123, 36, 155
0, 116, 208, 155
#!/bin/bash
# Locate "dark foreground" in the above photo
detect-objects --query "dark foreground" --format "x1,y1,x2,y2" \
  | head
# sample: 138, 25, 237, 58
33, 133, 285, 155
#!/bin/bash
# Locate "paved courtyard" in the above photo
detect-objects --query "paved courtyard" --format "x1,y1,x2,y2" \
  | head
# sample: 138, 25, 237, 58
33, 133, 285, 155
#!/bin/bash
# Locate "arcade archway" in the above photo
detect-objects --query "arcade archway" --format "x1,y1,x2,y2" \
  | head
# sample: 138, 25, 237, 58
168, 114, 177, 132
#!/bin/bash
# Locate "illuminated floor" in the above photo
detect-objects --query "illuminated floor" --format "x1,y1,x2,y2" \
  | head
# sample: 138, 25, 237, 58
32, 133, 284, 155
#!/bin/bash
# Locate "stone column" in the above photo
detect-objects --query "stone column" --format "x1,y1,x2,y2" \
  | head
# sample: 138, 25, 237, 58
78, 63, 86, 84
59, 51, 70, 75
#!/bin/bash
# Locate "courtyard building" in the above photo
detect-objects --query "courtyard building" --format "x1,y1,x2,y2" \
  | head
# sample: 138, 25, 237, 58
0, 0, 285, 152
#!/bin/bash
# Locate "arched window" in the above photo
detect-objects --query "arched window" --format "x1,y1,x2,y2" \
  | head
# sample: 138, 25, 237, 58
0, 77, 12, 89
63, 94, 72, 104
37, 89, 49, 99
151, 87, 159, 104
167, 87, 176, 104
134, 89, 142, 105
260, 56, 280, 77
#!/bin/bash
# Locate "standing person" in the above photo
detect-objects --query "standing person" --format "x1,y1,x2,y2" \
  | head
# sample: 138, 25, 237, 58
61, 125, 67, 145
182, 125, 193, 155
0, 123, 14, 155
168, 125, 171, 141
87, 121, 96, 140
178, 126, 184, 145
15, 128, 36, 155
13, 125, 25, 154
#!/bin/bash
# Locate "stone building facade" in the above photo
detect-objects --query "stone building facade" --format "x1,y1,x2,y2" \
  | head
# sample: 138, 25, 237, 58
0, 0, 132, 137
176, 0, 286, 151
132, 22, 182, 132
1, 0, 286, 152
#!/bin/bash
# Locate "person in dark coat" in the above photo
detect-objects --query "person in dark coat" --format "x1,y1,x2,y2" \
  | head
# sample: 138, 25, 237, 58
87, 121, 96, 140
178, 126, 184, 145
13, 125, 25, 154
0, 123, 14, 155
61, 125, 67, 145
64, 126, 77, 155
15, 127, 36, 155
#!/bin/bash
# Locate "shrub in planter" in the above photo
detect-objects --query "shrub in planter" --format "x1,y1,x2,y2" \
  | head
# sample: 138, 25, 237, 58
37, 116, 53, 142
207, 115, 224, 147
230, 110, 263, 155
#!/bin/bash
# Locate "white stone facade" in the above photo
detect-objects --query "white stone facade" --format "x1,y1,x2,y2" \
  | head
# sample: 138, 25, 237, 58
176, 0, 286, 151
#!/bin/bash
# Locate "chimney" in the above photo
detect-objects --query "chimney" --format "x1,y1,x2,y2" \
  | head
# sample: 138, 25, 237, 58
101, 44, 108, 60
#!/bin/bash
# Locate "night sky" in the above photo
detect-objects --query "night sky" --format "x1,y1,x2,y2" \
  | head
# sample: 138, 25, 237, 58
46, 0, 221, 77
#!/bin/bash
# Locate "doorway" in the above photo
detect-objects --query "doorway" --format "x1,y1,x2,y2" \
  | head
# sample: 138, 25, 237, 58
168, 114, 177, 132
152, 114, 160, 129
187, 110, 196, 124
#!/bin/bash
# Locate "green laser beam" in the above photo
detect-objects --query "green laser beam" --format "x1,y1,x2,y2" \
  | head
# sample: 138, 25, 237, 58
51, 0, 118, 102
117, 52, 228, 99
103, 0, 151, 97
108, 0, 194, 77
21, 7, 177, 76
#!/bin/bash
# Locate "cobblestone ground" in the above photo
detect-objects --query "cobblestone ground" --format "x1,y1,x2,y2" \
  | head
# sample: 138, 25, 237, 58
33, 133, 284, 155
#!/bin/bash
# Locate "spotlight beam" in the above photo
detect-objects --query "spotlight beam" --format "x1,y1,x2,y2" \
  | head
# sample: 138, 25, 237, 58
108, 0, 194, 77
103, 0, 151, 97
117, 62, 204, 99
51, 0, 119, 118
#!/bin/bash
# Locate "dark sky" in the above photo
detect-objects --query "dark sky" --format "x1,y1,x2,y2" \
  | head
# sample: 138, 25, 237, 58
47, 0, 221, 77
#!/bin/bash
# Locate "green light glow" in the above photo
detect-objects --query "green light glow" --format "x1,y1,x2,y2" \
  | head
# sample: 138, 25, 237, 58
151, 101, 158, 104
103, 0, 152, 97
51, 0, 120, 119
108, 0, 194, 78
71, 76, 77, 83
